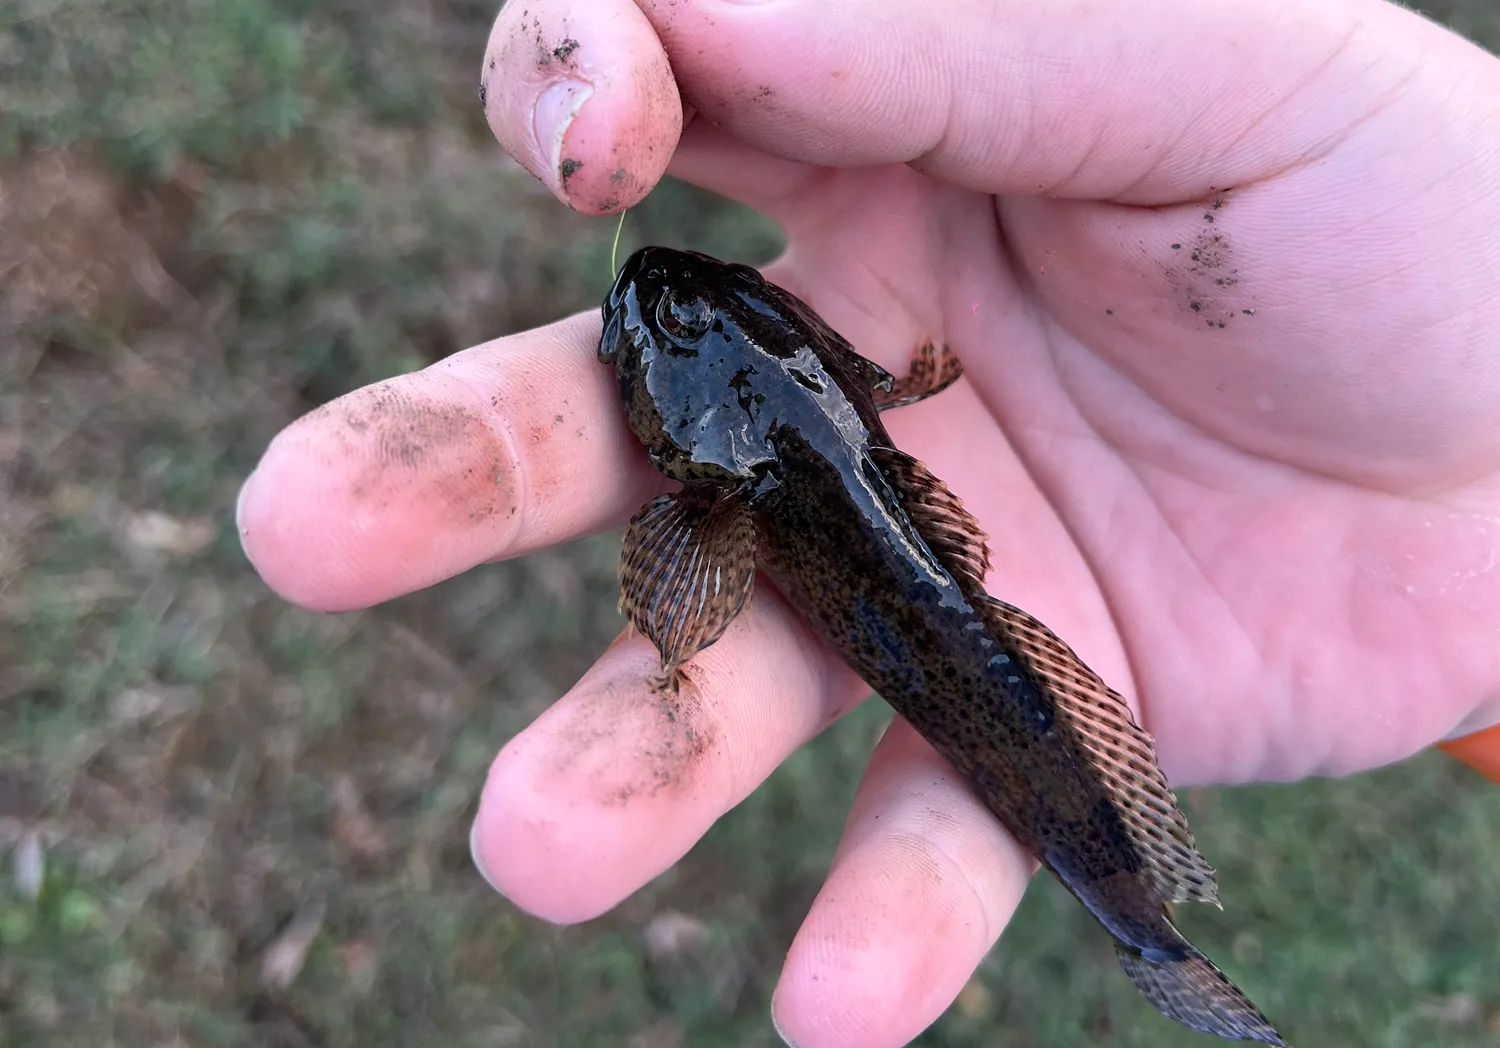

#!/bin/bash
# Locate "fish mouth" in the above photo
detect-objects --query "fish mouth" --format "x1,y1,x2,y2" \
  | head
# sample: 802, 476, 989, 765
603, 246, 677, 323
605, 246, 652, 315
601, 246, 702, 358
598, 298, 626, 364
600, 247, 656, 363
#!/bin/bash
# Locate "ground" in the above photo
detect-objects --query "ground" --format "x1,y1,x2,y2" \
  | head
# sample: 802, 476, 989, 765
2, 2, 1499, 1046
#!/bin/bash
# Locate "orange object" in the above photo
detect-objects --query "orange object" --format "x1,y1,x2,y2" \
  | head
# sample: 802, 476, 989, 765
1438, 724, 1500, 782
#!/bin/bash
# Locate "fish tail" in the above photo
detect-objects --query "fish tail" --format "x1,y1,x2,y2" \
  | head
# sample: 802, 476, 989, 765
1115, 934, 1288, 1045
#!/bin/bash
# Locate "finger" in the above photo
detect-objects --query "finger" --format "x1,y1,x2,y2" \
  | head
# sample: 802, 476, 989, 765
667, 119, 932, 244
470, 585, 869, 924
639, 0, 1480, 202
236, 312, 661, 612
772, 718, 1035, 1048
667, 117, 823, 219
480, 0, 682, 213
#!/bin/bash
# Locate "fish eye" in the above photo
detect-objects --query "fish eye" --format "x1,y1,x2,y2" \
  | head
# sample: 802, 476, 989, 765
657, 289, 714, 343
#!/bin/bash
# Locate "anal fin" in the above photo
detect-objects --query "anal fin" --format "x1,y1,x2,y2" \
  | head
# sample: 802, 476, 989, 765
619, 488, 756, 682
974, 594, 1220, 906
869, 446, 990, 597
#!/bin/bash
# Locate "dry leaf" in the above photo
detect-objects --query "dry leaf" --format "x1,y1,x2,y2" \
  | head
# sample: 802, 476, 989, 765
259, 899, 327, 991
12, 826, 44, 901
331, 775, 389, 863
1417, 994, 1479, 1024
642, 911, 709, 962
124, 510, 216, 557
334, 940, 379, 998
955, 977, 995, 1021
51, 483, 99, 518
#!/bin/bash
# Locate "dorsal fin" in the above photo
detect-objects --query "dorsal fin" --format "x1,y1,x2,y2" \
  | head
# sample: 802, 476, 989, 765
869, 446, 990, 596
974, 594, 1220, 906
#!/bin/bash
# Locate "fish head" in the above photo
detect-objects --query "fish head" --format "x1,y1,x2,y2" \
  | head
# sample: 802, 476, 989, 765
600, 245, 823, 487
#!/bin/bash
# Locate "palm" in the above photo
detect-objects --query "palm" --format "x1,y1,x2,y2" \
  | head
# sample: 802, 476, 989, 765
742, 160, 1500, 786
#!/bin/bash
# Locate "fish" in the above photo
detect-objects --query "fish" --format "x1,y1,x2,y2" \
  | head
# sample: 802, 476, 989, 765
597, 245, 1289, 1045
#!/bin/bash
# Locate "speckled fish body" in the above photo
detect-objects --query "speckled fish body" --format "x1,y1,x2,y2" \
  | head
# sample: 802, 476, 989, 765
598, 245, 1288, 1045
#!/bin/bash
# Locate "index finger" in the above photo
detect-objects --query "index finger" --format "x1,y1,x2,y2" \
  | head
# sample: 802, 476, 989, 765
236, 312, 662, 611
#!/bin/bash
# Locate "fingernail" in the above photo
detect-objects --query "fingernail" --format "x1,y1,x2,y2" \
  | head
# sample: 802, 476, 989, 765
235, 471, 262, 564
469, 819, 508, 898
532, 80, 593, 193
235, 472, 252, 526
770, 1007, 800, 1048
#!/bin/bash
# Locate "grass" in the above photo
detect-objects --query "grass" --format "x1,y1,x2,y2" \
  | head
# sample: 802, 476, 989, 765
2, 1, 1498, 1046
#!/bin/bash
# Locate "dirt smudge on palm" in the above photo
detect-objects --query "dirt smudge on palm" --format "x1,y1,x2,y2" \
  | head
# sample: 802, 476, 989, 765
1160, 190, 1255, 330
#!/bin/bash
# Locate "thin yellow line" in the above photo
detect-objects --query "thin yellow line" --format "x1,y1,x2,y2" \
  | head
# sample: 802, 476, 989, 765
609, 209, 628, 275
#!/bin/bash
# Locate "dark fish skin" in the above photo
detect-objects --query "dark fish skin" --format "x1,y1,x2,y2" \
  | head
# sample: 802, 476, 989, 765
599, 245, 1289, 1045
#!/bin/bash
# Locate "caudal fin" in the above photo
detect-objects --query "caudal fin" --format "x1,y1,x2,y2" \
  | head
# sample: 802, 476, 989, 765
1116, 941, 1288, 1045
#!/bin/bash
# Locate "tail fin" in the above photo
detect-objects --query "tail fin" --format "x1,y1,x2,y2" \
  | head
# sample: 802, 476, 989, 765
1115, 940, 1288, 1045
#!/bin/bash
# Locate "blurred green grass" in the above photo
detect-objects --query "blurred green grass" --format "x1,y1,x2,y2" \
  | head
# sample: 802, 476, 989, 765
1, 1, 1498, 1046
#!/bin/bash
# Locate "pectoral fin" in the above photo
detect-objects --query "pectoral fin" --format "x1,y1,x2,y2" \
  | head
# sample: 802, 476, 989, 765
975, 594, 1220, 906
869, 446, 990, 597
619, 489, 756, 681
874, 341, 963, 411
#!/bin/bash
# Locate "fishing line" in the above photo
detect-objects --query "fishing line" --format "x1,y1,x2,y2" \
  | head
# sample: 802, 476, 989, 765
609, 208, 629, 276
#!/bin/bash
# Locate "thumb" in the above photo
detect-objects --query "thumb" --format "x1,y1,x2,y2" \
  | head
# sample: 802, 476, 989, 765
645, 0, 1488, 203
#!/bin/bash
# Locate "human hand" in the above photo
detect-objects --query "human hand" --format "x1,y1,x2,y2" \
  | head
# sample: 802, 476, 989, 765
237, 1, 1500, 1044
